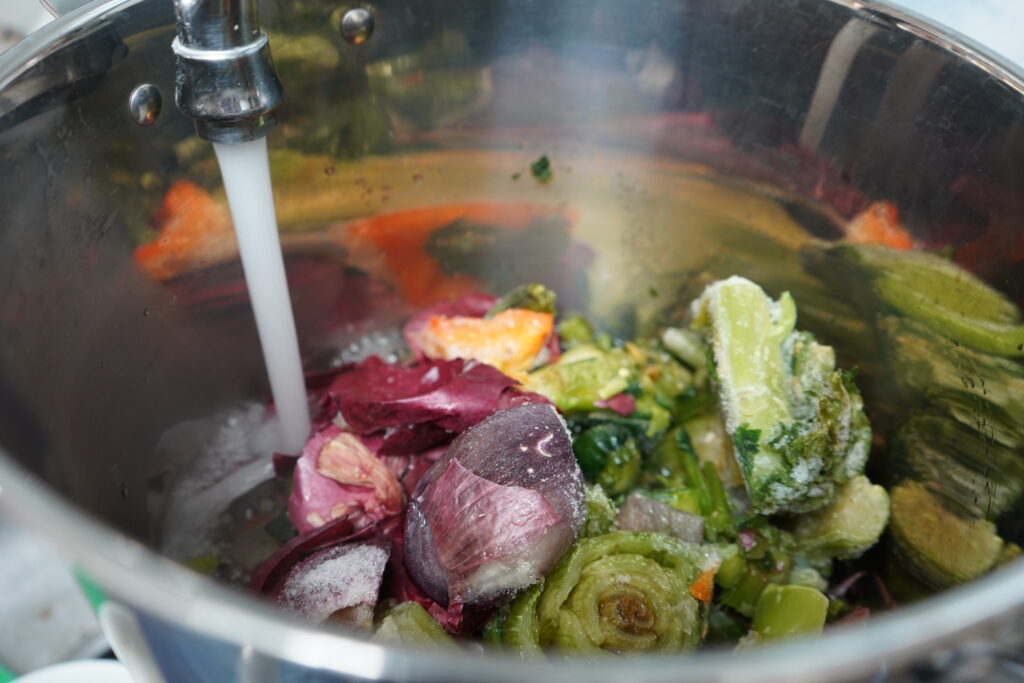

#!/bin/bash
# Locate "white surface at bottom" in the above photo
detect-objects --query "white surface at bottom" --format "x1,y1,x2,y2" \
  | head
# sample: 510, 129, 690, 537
0, 522, 105, 673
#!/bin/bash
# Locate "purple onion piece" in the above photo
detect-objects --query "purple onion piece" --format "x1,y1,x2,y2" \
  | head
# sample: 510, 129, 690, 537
252, 514, 385, 594
323, 356, 519, 435
495, 386, 552, 411
616, 493, 705, 544
288, 426, 404, 533
404, 403, 585, 608
377, 422, 452, 456
277, 539, 390, 627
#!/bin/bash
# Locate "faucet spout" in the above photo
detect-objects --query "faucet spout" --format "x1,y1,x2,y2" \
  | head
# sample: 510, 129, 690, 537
172, 0, 283, 143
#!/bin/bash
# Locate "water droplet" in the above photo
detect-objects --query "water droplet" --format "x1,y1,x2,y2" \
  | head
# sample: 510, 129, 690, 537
143, 307, 151, 317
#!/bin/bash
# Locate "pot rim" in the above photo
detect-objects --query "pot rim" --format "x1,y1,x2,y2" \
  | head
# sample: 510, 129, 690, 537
1, 0, 1023, 680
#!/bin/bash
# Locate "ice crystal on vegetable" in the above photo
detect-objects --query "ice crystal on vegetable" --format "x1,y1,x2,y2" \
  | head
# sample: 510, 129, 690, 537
691, 276, 871, 514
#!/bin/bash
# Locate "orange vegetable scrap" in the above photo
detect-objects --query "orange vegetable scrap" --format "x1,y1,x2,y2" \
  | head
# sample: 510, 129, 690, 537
409, 309, 554, 380
134, 180, 234, 279
342, 203, 577, 307
845, 201, 914, 250
688, 567, 717, 603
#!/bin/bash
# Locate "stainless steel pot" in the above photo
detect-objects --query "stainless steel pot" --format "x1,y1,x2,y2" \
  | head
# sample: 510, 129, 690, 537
1, 0, 1023, 681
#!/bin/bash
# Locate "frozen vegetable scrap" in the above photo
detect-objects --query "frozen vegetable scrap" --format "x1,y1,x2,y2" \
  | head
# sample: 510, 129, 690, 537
690, 276, 872, 514
523, 335, 695, 436
485, 531, 717, 656
739, 584, 829, 648
251, 516, 398, 630
404, 403, 586, 615
372, 601, 458, 650
243, 272, 914, 654
889, 480, 1005, 589
790, 475, 890, 562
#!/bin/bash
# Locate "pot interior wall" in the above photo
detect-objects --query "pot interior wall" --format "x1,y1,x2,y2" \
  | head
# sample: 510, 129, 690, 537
0, 0, 1022, 561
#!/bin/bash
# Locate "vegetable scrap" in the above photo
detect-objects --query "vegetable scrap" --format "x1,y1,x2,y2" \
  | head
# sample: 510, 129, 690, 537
226, 234, 1022, 657
530, 155, 553, 183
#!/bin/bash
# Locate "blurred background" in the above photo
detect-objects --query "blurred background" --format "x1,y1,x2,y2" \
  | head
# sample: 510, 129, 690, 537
0, 0, 1022, 679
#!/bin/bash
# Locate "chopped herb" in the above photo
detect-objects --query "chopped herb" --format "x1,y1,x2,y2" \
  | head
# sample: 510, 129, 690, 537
733, 425, 761, 460
530, 155, 553, 183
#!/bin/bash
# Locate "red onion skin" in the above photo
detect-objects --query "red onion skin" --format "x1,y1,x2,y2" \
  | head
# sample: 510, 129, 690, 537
288, 426, 403, 533
404, 403, 585, 609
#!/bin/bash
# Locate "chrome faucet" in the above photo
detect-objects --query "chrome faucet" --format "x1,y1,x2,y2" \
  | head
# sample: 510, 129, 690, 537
172, 0, 283, 143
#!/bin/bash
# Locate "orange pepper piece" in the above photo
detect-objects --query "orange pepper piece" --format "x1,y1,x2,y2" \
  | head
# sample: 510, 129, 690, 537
689, 567, 717, 603
134, 180, 234, 279
846, 201, 914, 250
409, 309, 554, 379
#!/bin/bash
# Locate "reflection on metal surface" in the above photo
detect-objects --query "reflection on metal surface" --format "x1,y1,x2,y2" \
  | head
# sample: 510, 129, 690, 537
127, 83, 161, 126
39, 1, 94, 19
801, 19, 880, 150
339, 7, 375, 45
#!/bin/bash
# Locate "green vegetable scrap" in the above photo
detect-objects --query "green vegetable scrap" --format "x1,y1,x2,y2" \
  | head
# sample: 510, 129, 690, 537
746, 584, 828, 644
645, 426, 733, 539
524, 335, 695, 437
558, 315, 597, 349
487, 532, 716, 656
523, 344, 634, 413
691, 276, 871, 514
682, 411, 744, 490
530, 155, 553, 183
487, 282, 557, 318
801, 243, 1024, 358
373, 602, 458, 651
581, 484, 618, 537
791, 475, 889, 561
573, 423, 642, 496
889, 480, 1005, 589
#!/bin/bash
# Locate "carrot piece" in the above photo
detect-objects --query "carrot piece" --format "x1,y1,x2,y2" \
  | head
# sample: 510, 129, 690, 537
846, 201, 914, 250
689, 567, 717, 602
